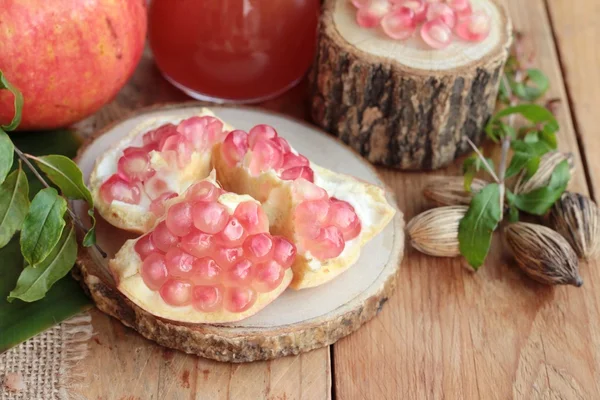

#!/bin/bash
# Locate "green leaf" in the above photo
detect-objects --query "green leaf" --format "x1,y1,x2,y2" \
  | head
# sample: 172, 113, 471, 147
506, 152, 531, 179
83, 209, 96, 247
491, 104, 559, 134
31, 154, 93, 205
508, 205, 520, 222
458, 183, 503, 269
512, 160, 571, 215
524, 156, 541, 179
0, 71, 24, 131
510, 69, 550, 101
8, 225, 77, 302
20, 188, 67, 266
0, 129, 14, 185
0, 166, 29, 248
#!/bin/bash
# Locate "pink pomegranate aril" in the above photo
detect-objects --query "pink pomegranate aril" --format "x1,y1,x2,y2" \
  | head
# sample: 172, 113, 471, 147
248, 139, 283, 176
177, 116, 224, 150
280, 153, 309, 170
243, 233, 274, 263
295, 199, 330, 239
327, 199, 362, 241
227, 259, 255, 284
421, 18, 453, 49
186, 181, 221, 203
272, 236, 296, 269
447, 0, 471, 12
192, 286, 222, 312
143, 123, 177, 146
455, 11, 491, 42
123, 146, 147, 156
305, 226, 345, 260
143, 176, 171, 200
166, 201, 194, 237
135, 234, 159, 260
381, 7, 416, 40
217, 217, 247, 246
292, 179, 328, 201
149, 191, 177, 216
160, 280, 193, 306
248, 124, 278, 149
180, 230, 214, 258
222, 130, 249, 167
191, 201, 229, 234
152, 221, 179, 252
117, 150, 154, 182
280, 166, 314, 182
190, 257, 221, 284
426, 3, 456, 28
233, 201, 270, 235
99, 175, 141, 205
165, 247, 196, 278
141, 252, 168, 290
402, 0, 427, 22
224, 287, 257, 313
356, 0, 389, 27
253, 260, 284, 293
159, 134, 193, 167
351, 0, 371, 8
213, 247, 244, 269
273, 137, 292, 153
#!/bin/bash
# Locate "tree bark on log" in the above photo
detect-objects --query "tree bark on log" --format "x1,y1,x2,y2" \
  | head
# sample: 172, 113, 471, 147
309, 0, 513, 170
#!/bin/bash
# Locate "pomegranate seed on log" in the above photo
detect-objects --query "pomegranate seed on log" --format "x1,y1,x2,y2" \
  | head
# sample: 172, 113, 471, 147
141, 252, 168, 290
160, 280, 193, 306
190, 257, 222, 284
426, 3, 456, 28
248, 124, 278, 149
166, 201, 194, 237
455, 11, 491, 42
381, 7, 417, 40
253, 260, 284, 293
447, 0, 472, 17
327, 198, 362, 240
304, 226, 345, 260
401, 0, 427, 22
222, 130, 249, 167
192, 285, 223, 312
421, 18, 453, 49
99, 175, 142, 205
224, 287, 256, 313
228, 259, 255, 285
356, 0, 390, 27
295, 199, 330, 239
165, 247, 196, 278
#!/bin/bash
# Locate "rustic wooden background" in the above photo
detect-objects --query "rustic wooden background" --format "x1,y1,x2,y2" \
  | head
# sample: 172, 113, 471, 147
73, 0, 600, 398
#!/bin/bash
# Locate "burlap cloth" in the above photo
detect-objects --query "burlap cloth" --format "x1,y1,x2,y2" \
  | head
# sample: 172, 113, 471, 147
0, 313, 92, 400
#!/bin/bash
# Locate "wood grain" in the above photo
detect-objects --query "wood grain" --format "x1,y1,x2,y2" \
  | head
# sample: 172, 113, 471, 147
333, 0, 600, 399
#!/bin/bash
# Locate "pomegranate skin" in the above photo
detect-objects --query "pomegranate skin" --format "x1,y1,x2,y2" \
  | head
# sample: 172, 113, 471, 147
0, 0, 147, 130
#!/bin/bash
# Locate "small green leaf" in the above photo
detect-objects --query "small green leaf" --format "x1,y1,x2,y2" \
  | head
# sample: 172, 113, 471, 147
20, 188, 67, 266
491, 104, 559, 134
508, 205, 519, 222
0, 71, 24, 132
510, 69, 550, 101
458, 183, 503, 269
506, 152, 530, 179
512, 160, 570, 215
0, 166, 29, 248
8, 225, 77, 302
31, 155, 93, 205
524, 156, 541, 179
0, 129, 14, 185
83, 209, 96, 247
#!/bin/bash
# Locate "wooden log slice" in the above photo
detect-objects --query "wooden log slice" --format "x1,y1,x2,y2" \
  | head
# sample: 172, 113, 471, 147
72, 104, 405, 362
309, 0, 513, 170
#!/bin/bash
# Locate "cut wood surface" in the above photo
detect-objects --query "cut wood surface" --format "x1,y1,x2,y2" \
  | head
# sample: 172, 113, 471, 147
71, 0, 600, 397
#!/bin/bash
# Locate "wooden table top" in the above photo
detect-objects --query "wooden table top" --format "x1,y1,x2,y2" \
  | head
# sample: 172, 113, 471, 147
73, 1, 600, 398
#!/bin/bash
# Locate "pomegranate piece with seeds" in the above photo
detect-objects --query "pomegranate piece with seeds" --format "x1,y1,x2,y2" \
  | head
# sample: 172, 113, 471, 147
455, 11, 491, 42
381, 7, 417, 40
421, 18, 453, 49
222, 130, 249, 167
117, 150, 155, 182
99, 175, 141, 205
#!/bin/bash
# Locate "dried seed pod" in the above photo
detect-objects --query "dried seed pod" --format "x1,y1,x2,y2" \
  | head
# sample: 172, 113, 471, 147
513, 152, 575, 195
423, 176, 487, 206
548, 191, 600, 260
406, 206, 467, 257
504, 222, 582, 287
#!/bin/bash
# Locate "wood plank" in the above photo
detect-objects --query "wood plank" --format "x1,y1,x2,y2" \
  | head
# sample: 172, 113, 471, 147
333, 0, 600, 398
71, 50, 331, 400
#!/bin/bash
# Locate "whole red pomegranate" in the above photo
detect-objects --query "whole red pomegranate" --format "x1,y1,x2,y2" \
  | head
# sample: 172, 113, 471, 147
0, 0, 147, 130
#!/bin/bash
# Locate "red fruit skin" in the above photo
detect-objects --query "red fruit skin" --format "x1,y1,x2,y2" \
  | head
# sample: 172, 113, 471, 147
0, 0, 147, 130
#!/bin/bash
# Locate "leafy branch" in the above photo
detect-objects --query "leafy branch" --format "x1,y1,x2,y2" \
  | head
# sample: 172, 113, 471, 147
0, 71, 105, 303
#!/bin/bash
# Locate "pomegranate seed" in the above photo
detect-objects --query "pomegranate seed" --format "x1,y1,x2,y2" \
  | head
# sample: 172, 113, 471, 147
351, 0, 371, 8
143, 123, 177, 146
123, 146, 147, 156
295, 199, 330, 239
280, 166, 315, 182
253, 260, 284, 293
243, 233, 274, 263
177, 116, 224, 150
455, 11, 491, 42
233, 201, 270, 234
447, 0, 471, 14
180, 230, 214, 258
165, 202, 194, 237
190, 257, 221, 284
192, 285, 223, 312
426, 3, 456, 28
280, 153, 310, 170
291, 179, 328, 201
160, 134, 193, 168
191, 201, 229, 234
217, 217, 246, 246
248, 139, 284, 176
149, 192, 177, 216
224, 287, 256, 313
165, 247, 196, 278
272, 236, 297, 269
213, 247, 244, 269
152, 221, 179, 252
143, 176, 171, 200
141, 253, 168, 290
305, 226, 345, 260
117, 150, 155, 182
228, 259, 255, 284
356, 0, 389, 27
99, 175, 141, 205
186, 181, 221, 202
273, 137, 292, 153
222, 130, 249, 167
248, 124, 278, 149
160, 280, 192, 306
421, 18, 452, 49
401, 0, 427, 22
327, 199, 362, 240
135, 234, 159, 260
381, 7, 417, 40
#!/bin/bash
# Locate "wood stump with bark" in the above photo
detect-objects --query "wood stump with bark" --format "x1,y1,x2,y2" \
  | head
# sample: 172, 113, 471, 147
309, 0, 513, 170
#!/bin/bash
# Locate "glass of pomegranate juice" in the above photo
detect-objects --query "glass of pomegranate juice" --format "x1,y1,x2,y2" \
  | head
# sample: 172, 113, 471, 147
148, 0, 320, 104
